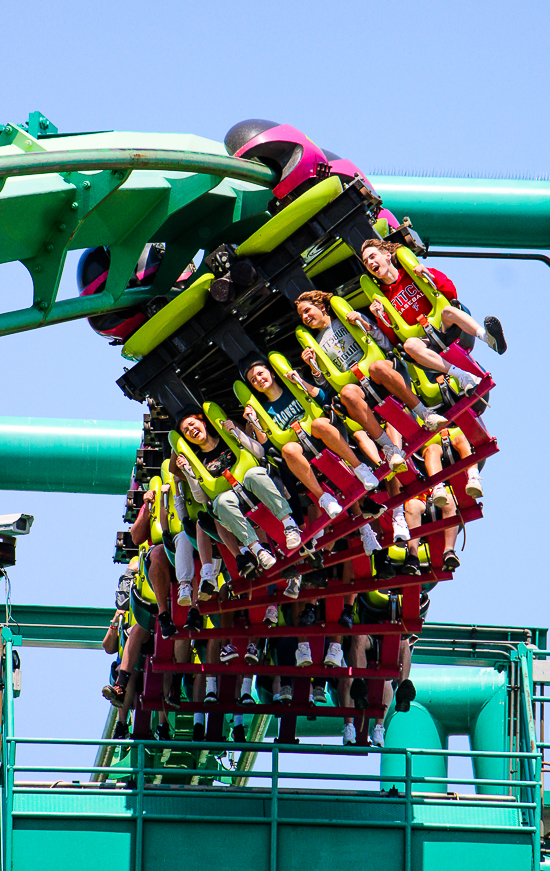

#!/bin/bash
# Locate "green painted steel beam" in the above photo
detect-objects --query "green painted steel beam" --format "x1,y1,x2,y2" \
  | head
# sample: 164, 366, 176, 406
0, 416, 142, 494
6, 604, 112, 648
369, 175, 550, 249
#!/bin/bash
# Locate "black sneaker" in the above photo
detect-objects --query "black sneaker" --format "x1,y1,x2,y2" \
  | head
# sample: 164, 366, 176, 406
338, 604, 354, 630
361, 497, 387, 520
155, 722, 171, 742
350, 678, 368, 710
192, 722, 205, 741
484, 316, 507, 355
157, 611, 177, 639
113, 720, 130, 740
236, 552, 258, 579
198, 578, 217, 601
298, 603, 317, 627
401, 553, 421, 576
204, 691, 218, 704
306, 568, 329, 588
165, 678, 182, 708
184, 607, 203, 631
102, 683, 125, 708
395, 678, 416, 713
237, 693, 256, 706
232, 724, 247, 743
373, 550, 396, 580
443, 549, 461, 570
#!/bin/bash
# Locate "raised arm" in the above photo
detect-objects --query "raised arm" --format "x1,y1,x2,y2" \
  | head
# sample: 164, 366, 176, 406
131, 490, 155, 545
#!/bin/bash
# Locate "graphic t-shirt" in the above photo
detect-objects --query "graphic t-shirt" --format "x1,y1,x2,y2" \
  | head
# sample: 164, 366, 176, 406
265, 385, 326, 430
376, 268, 457, 346
201, 438, 236, 477
317, 319, 364, 371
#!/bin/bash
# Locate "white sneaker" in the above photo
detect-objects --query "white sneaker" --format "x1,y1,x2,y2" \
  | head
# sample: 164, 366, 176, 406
456, 371, 481, 392
392, 511, 410, 546
354, 463, 379, 492
318, 491, 344, 519
324, 642, 343, 667
343, 723, 356, 746
370, 724, 385, 747
256, 547, 277, 571
264, 604, 279, 625
177, 582, 192, 607
313, 685, 327, 704
279, 685, 292, 702
296, 642, 313, 667
360, 523, 382, 556
283, 576, 301, 599
284, 524, 302, 550
245, 642, 259, 664
423, 411, 448, 432
465, 471, 483, 499
432, 483, 448, 508
382, 443, 407, 472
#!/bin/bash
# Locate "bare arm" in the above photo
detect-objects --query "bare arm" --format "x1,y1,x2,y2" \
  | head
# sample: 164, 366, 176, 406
102, 610, 126, 653
131, 491, 155, 545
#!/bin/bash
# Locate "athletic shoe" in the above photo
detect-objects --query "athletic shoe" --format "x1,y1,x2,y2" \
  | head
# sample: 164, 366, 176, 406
284, 524, 302, 550
102, 683, 125, 708
192, 722, 205, 741
324, 642, 343, 667
361, 523, 382, 556
484, 315, 507, 355
338, 604, 354, 630
244, 642, 259, 664
236, 551, 257, 579
318, 491, 344, 519
392, 512, 410, 546
184, 607, 203, 631
283, 576, 301, 599
264, 604, 279, 626
297, 603, 316, 627
198, 578, 216, 601
361, 497, 387, 520
373, 550, 396, 580
220, 643, 239, 663
312, 685, 327, 704
296, 642, 313, 667
370, 724, 385, 747
204, 691, 218, 704
432, 483, 448, 508
232, 724, 247, 743
354, 463, 379, 492
382, 443, 407, 472
443, 549, 461, 570
402, 553, 421, 576
113, 720, 130, 740
157, 611, 177, 639
456, 371, 482, 393
424, 411, 448, 432
343, 723, 356, 746
238, 693, 256, 706
395, 678, 416, 713
465, 471, 483, 499
256, 546, 277, 571
155, 722, 171, 742
165, 679, 182, 708
177, 582, 192, 607
350, 678, 368, 710
279, 685, 293, 702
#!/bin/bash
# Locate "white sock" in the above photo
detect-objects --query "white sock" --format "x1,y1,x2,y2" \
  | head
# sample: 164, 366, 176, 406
282, 516, 296, 529
447, 364, 463, 379
412, 401, 428, 420
393, 506, 405, 520
250, 540, 263, 556
234, 714, 244, 726
201, 563, 214, 580
240, 546, 250, 556
241, 676, 253, 695
194, 713, 205, 725
476, 326, 488, 343
375, 431, 395, 450
206, 676, 217, 695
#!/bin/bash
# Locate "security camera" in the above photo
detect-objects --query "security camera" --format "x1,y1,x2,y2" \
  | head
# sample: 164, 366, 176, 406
0, 514, 34, 536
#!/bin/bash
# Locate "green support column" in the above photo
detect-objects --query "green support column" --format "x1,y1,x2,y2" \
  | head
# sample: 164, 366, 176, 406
0, 416, 142, 494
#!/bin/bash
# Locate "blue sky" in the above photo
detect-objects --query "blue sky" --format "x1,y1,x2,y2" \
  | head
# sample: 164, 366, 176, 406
1, 0, 548, 774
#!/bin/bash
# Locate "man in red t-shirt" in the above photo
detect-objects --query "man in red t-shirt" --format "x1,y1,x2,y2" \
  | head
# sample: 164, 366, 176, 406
361, 239, 507, 390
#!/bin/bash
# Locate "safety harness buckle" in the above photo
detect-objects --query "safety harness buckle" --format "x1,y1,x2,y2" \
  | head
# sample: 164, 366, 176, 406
350, 364, 385, 406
